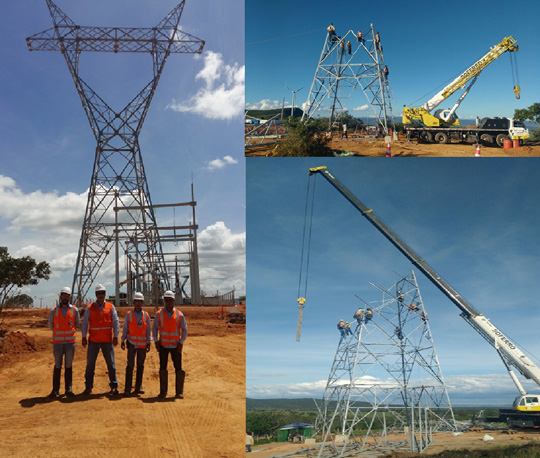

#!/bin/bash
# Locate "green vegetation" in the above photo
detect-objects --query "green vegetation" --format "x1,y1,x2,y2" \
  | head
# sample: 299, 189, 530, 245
274, 117, 333, 157
0, 247, 51, 326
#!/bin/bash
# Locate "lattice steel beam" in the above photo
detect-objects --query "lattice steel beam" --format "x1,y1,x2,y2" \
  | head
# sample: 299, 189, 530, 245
27, 0, 204, 306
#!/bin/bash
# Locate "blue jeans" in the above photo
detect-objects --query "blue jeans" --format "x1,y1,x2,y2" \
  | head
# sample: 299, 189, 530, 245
53, 343, 75, 369
84, 341, 118, 389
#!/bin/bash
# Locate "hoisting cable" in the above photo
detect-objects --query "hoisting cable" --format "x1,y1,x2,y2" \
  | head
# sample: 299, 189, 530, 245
297, 173, 317, 341
509, 52, 520, 99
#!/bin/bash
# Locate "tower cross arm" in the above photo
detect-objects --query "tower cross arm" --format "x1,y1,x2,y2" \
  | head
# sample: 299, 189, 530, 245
26, 26, 204, 54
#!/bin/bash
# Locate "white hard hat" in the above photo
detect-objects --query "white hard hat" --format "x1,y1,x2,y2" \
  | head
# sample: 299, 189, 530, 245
95, 284, 106, 293
163, 290, 175, 299
133, 292, 144, 301
60, 287, 71, 295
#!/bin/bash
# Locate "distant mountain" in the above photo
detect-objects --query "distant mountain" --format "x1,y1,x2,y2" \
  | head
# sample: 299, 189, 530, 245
247, 398, 322, 411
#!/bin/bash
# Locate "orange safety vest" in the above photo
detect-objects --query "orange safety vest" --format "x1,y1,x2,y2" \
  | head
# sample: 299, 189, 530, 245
87, 301, 114, 343
158, 308, 182, 346
127, 310, 149, 349
52, 306, 77, 344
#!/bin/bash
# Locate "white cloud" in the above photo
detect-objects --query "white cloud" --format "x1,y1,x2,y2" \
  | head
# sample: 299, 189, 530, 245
167, 51, 244, 120
246, 99, 282, 111
353, 104, 369, 111
207, 155, 238, 170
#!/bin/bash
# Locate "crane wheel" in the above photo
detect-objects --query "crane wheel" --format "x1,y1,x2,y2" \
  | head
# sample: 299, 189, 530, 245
480, 134, 494, 145
434, 132, 448, 144
496, 134, 510, 148
419, 132, 433, 143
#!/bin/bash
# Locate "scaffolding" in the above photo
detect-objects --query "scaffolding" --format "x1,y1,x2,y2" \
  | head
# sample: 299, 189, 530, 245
312, 271, 455, 458
26, 0, 204, 306
301, 24, 396, 135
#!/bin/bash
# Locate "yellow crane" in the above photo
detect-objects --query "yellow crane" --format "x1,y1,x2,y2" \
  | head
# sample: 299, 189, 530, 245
403, 36, 520, 127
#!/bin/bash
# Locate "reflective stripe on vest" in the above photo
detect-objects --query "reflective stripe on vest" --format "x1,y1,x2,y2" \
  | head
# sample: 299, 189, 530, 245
158, 308, 182, 346
53, 306, 76, 343
127, 310, 149, 348
88, 302, 114, 343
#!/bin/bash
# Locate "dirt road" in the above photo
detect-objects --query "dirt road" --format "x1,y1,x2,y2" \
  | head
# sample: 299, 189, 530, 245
0, 307, 245, 458
246, 137, 540, 157
251, 430, 540, 457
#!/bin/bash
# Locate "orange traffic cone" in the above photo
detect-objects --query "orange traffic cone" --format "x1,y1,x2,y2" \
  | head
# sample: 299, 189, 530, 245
385, 142, 391, 157
475, 144, 481, 157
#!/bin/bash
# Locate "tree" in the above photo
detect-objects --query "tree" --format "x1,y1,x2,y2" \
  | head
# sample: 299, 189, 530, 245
5, 294, 34, 311
275, 117, 333, 157
514, 103, 540, 123
0, 247, 51, 325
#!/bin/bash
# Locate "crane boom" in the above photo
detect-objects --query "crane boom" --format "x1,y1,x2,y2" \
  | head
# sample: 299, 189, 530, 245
423, 36, 519, 113
309, 166, 540, 393
403, 36, 520, 127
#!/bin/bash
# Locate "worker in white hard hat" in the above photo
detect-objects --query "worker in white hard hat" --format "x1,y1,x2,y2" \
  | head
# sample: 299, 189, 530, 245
47, 286, 80, 398
121, 292, 151, 396
80, 284, 120, 395
152, 290, 188, 399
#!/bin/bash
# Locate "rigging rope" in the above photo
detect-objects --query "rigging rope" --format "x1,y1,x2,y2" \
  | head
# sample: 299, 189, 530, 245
296, 174, 317, 341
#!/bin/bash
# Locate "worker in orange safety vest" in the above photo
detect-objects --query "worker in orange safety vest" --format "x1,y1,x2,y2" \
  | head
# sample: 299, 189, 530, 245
121, 292, 151, 396
81, 284, 120, 395
48, 286, 80, 398
152, 290, 188, 399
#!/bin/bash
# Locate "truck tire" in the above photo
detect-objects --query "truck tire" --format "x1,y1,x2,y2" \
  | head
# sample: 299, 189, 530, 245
434, 132, 448, 144
496, 133, 510, 147
480, 134, 493, 145
419, 132, 433, 143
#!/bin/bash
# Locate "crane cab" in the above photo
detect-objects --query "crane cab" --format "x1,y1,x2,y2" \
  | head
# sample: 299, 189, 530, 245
513, 395, 540, 412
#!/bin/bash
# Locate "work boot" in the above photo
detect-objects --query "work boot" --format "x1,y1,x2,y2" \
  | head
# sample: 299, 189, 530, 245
48, 367, 61, 398
134, 366, 145, 395
175, 370, 185, 399
124, 365, 134, 396
64, 367, 74, 398
158, 369, 168, 398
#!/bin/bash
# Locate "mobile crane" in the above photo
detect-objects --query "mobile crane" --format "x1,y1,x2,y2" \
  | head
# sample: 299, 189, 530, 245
402, 37, 529, 147
306, 166, 540, 427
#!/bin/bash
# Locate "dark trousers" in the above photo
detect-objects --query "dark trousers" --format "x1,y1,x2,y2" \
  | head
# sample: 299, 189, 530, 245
85, 341, 117, 389
126, 341, 147, 368
159, 346, 182, 371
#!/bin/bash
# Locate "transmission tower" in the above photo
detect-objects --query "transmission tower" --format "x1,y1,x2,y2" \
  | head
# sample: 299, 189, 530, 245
301, 24, 395, 134
315, 271, 455, 457
26, 1, 204, 306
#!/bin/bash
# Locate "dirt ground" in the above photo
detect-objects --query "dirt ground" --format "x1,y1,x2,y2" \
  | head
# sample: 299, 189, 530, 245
0, 307, 245, 458
251, 430, 540, 457
246, 136, 540, 157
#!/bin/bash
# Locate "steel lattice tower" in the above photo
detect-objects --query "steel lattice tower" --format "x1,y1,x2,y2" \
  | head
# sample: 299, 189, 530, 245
315, 271, 455, 457
26, 1, 204, 306
301, 24, 395, 134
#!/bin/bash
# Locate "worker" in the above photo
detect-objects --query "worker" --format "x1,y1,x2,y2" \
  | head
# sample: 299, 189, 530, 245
153, 290, 188, 399
341, 123, 348, 139
356, 31, 364, 44
420, 311, 428, 322
344, 321, 353, 335
383, 65, 389, 80
81, 284, 120, 395
394, 327, 403, 340
48, 286, 80, 398
409, 303, 419, 311
246, 433, 254, 453
374, 31, 381, 51
346, 40, 351, 54
365, 308, 373, 323
121, 292, 151, 396
337, 319, 346, 336
340, 40, 344, 53
397, 292, 404, 303
327, 23, 336, 42
353, 308, 364, 324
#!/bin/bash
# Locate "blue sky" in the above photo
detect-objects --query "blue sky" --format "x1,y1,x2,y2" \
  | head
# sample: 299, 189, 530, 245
246, 158, 540, 406
0, 0, 245, 305
246, 0, 540, 121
